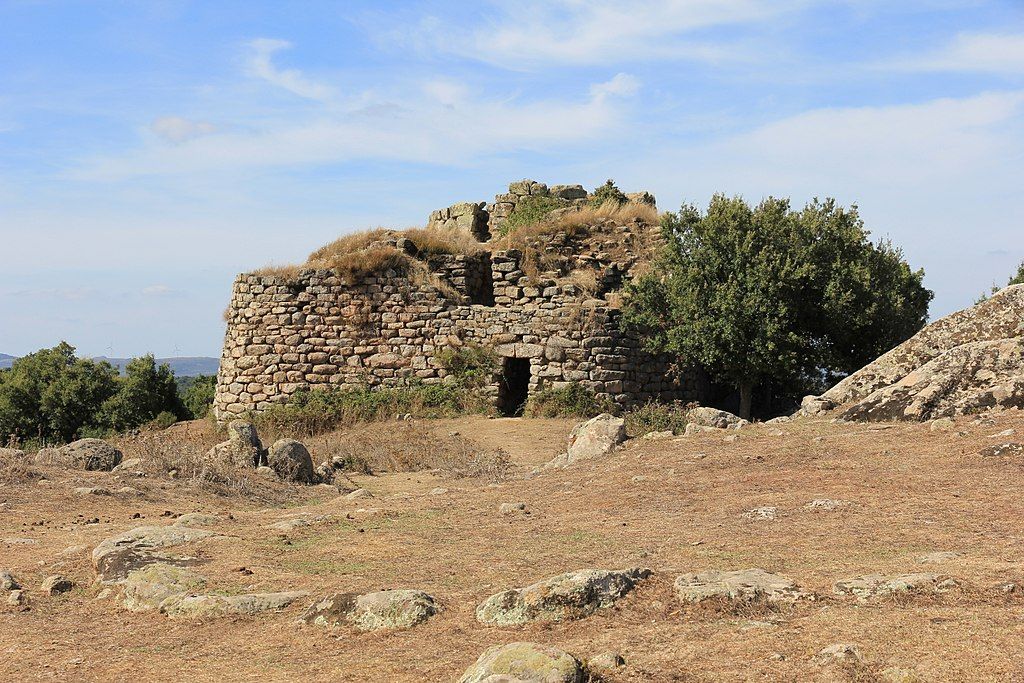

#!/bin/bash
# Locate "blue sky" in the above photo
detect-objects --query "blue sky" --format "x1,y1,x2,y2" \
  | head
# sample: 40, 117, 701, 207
1, 0, 1022, 358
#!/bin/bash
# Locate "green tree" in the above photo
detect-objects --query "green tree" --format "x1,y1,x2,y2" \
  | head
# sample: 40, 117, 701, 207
975, 260, 1024, 303
99, 355, 184, 431
180, 375, 217, 420
623, 195, 932, 419
0, 343, 118, 443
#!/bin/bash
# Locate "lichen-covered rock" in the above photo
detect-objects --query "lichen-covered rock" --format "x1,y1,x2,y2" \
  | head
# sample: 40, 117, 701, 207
92, 525, 222, 584
687, 407, 746, 429
120, 563, 207, 612
41, 574, 73, 595
161, 591, 307, 618
206, 420, 264, 468
34, 438, 122, 471
458, 642, 585, 683
834, 573, 959, 600
267, 439, 315, 483
1, 569, 20, 591
806, 285, 1024, 421
674, 568, 810, 604
299, 589, 437, 631
550, 414, 626, 467
476, 568, 650, 626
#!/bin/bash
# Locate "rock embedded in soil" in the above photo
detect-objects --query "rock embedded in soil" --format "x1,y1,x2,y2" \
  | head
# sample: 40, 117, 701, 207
476, 568, 651, 626
548, 414, 626, 468
41, 574, 73, 595
266, 439, 315, 483
813, 643, 864, 665
173, 513, 222, 528
120, 563, 207, 612
742, 506, 778, 520
161, 591, 308, 618
587, 651, 626, 675
500, 502, 527, 514
917, 551, 961, 564
805, 499, 849, 511
979, 442, 1023, 457
299, 589, 438, 631
0, 569, 19, 591
34, 438, 122, 471
673, 568, 811, 605
92, 524, 222, 584
7, 590, 25, 606
458, 641, 585, 683
833, 573, 960, 600
344, 488, 372, 501
73, 486, 110, 496
687, 406, 746, 429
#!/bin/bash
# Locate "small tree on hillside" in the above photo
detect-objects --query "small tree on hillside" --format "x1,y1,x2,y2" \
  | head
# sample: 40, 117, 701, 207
99, 355, 184, 431
623, 194, 932, 419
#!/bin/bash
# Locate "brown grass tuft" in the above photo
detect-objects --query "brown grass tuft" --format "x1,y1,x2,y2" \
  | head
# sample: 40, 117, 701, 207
0, 450, 40, 484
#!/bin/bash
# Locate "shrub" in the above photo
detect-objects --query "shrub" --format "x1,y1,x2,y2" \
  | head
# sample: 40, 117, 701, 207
523, 383, 614, 419
501, 195, 568, 234
148, 411, 179, 430
623, 400, 694, 437
438, 344, 497, 385
589, 179, 628, 208
179, 375, 217, 420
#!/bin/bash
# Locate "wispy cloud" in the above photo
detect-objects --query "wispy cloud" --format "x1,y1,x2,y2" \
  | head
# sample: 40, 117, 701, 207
150, 116, 217, 143
387, 0, 806, 69
245, 38, 336, 100
889, 32, 1024, 75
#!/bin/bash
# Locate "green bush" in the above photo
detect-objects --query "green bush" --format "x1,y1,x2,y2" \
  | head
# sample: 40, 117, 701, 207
179, 375, 217, 420
501, 195, 568, 234
437, 344, 497, 386
623, 400, 693, 437
523, 383, 613, 419
252, 383, 487, 437
589, 179, 628, 208
148, 411, 179, 430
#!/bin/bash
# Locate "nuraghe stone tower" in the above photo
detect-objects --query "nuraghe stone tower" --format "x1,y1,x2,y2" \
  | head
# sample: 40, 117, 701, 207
214, 180, 702, 420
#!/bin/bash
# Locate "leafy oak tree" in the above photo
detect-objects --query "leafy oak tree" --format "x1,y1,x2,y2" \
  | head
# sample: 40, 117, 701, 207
623, 195, 931, 419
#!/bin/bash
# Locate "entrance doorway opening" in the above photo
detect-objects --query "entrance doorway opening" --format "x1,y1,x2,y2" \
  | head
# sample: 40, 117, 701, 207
498, 357, 530, 416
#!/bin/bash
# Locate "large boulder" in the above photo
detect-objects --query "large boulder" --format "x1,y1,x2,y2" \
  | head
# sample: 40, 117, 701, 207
299, 589, 438, 631
805, 284, 1024, 421
266, 439, 315, 483
687, 407, 746, 429
476, 568, 650, 626
548, 414, 626, 467
458, 642, 585, 683
674, 568, 810, 605
206, 420, 264, 468
34, 438, 122, 471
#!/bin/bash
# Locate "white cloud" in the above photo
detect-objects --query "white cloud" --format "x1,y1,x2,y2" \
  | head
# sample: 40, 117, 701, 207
72, 74, 640, 180
889, 32, 1024, 75
245, 38, 336, 100
150, 116, 217, 143
391, 0, 806, 68
141, 284, 173, 296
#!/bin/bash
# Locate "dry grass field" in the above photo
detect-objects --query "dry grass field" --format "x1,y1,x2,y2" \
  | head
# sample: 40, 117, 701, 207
3, 411, 1024, 682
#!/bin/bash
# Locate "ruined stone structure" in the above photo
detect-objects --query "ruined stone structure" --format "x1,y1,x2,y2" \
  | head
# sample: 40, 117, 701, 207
214, 180, 700, 420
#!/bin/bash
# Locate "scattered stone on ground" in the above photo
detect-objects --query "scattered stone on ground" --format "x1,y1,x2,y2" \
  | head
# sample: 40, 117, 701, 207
805, 499, 849, 511
674, 568, 811, 605
268, 514, 330, 533
476, 568, 651, 625
429, 487, 448, 495
300, 589, 438, 631
917, 551, 961, 564
989, 428, 1016, 438
41, 574, 73, 595
173, 513, 222, 528
813, 643, 864, 665
547, 414, 626, 468
34, 438, 122, 471
112, 457, 144, 472
743, 506, 778, 521
834, 573, 960, 600
1, 569, 19, 591
687, 406, 747, 429
344, 488, 372, 500
161, 591, 308, 618
979, 442, 1023, 457
684, 423, 719, 436
929, 417, 955, 431
500, 502, 527, 515
641, 430, 673, 440
267, 439, 315, 483
73, 486, 110, 496
255, 466, 277, 479
6, 589, 24, 606
458, 641, 585, 683
587, 651, 626, 675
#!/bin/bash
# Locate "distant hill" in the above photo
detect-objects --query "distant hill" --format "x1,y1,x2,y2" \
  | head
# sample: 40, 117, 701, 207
0, 354, 218, 376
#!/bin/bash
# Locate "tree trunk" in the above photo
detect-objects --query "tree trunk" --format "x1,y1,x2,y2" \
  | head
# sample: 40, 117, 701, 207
738, 382, 753, 421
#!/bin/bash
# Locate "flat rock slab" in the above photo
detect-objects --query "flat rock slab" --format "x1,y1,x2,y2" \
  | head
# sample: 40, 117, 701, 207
161, 591, 307, 618
458, 641, 585, 683
674, 568, 811, 604
267, 514, 331, 533
173, 513, 223, 528
834, 573, 960, 600
980, 442, 1023, 457
120, 563, 207, 612
300, 589, 438, 631
476, 568, 651, 626
92, 525, 222, 584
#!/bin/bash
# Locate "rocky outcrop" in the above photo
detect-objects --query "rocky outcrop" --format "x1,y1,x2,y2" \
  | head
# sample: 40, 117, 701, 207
674, 568, 810, 605
34, 438, 122, 471
476, 568, 650, 625
161, 591, 306, 618
458, 642, 585, 683
299, 589, 438, 631
834, 573, 960, 600
206, 420, 264, 468
92, 525, 222, 584
546, 414, 626, 468
120, 563, 207, 612
805, 285, 1024, 421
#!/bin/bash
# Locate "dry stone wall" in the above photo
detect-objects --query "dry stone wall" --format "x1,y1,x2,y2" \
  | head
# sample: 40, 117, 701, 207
215, 253, 693, 419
